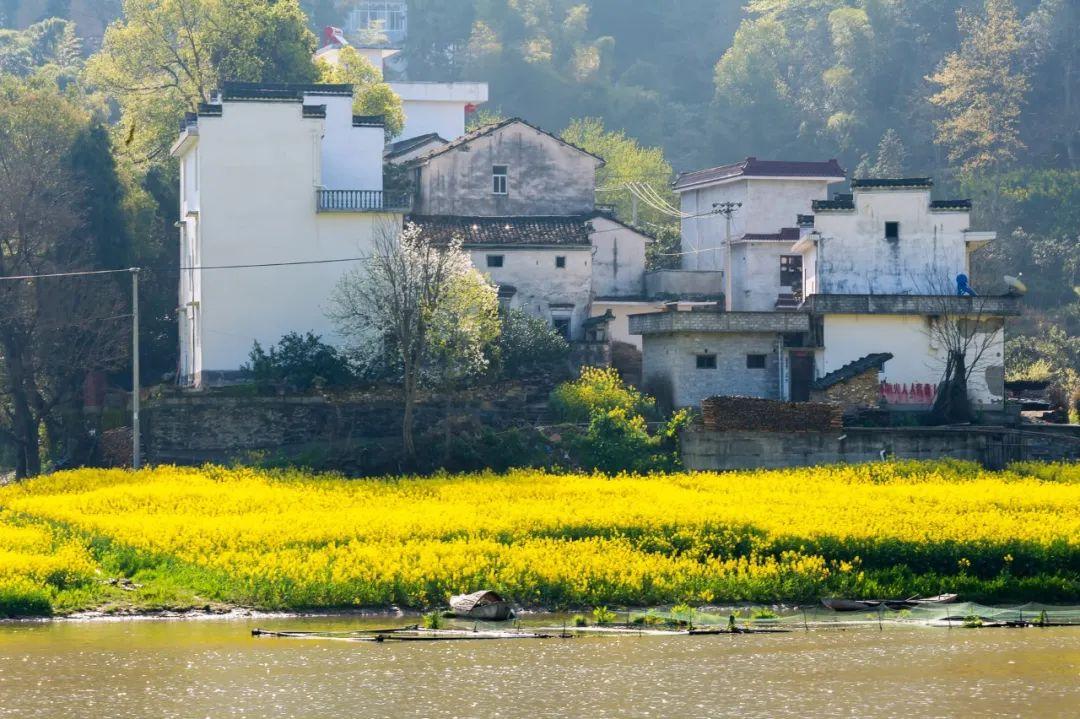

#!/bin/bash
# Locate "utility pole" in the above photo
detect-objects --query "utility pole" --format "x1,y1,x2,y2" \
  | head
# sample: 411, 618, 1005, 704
131, 268, 141, 470
713, 202, 742, 311
631, 194, 639, 226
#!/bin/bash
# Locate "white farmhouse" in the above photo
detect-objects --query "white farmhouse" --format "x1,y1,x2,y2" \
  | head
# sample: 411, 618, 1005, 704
171, 82, 406, 387
632, 176, 1019, 415
405, 118, 655, 344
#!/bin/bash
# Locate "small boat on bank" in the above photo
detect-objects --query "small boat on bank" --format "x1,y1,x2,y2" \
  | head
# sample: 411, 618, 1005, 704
449, 590, 514, 621
822, 594, 958, 612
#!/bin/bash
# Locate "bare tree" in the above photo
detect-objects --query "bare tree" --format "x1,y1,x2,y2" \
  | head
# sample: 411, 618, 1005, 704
328, 222, 490, 461
918, 275, 1006, 423
0, 80, 128, 477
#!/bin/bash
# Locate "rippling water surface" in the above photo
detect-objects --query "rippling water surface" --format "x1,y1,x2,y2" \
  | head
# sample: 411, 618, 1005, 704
1, 616, 1077, 718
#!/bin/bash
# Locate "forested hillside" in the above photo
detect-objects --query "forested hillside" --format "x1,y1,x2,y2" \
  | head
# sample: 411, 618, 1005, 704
1, 0, 1077, 410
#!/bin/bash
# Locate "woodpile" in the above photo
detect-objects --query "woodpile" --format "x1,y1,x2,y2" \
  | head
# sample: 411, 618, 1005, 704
701, 396, 843, 432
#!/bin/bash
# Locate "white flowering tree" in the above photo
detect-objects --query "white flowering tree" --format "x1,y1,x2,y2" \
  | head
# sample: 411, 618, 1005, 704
329, 222, 498, 460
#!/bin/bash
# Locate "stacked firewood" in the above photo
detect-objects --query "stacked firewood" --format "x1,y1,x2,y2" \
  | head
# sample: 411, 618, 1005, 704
700, 396, 843, 432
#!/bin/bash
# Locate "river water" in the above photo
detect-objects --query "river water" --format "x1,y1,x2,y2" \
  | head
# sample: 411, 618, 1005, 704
0, 615, 1077, 718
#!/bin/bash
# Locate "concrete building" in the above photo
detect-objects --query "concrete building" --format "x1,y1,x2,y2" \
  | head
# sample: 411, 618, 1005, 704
673, 158, 846, 286
315, 32, 488, 143
171, 82, 406, 387
405, 119, 654, 344
633, 176, 1019, 413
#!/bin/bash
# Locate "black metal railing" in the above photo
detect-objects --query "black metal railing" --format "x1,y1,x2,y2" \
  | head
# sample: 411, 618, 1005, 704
316, 190, 411, 212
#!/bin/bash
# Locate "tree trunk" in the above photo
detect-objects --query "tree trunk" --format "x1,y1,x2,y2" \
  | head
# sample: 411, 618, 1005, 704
402, 371, 417, 463
1, 337, 42, 479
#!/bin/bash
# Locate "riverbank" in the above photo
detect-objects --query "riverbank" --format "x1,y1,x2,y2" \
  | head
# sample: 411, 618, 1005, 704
1, 461, 1078, 618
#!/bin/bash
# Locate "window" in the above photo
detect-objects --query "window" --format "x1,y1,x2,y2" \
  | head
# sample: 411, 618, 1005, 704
696, 354, 717, 370
780, 255, 802, 287
555, 256, 566, 269
486, 255, 504, 268
347, 2, 408, 37
746, 354, 767, 369
885, 221, 900, 241
552, 318, 571, 340
492, 165, 508, 195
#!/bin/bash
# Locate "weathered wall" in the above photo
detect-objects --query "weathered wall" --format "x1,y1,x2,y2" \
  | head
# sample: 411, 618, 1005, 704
678, 178, 831, 272
809, 188, 974, 294
589, 216, 648, 298
416, 122, 600, 216
682, 425, 1080, 471
644, 270, 724, 300
729, 241, 800, 311
810, 367, 881, 410
143, 386, 552, 466
641, 331, 782, 408
471, 246, 592, 340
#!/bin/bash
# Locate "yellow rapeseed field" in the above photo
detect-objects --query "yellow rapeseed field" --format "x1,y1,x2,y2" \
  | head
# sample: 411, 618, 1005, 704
0, 460, 1077, 614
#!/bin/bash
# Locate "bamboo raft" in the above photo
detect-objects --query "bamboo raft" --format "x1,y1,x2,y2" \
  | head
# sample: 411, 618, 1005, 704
253, 627, 559, 642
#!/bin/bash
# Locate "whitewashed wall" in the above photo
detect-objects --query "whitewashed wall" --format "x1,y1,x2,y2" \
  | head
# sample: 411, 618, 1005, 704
470, 246, 593, 340
175, 100, 400, 384
810, 189, 975, 294
307, 92, 384, 191
729, 241, 801, 311
589, 216, 648, 298
820, 314, 1005, 407
390, 82, 489, 141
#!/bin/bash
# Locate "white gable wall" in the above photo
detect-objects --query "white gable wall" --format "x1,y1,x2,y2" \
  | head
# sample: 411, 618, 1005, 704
810, 189, 974, 295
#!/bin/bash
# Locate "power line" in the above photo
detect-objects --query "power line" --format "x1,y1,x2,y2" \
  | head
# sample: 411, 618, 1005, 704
0, 257, 371, 282
0, 268, 134, 282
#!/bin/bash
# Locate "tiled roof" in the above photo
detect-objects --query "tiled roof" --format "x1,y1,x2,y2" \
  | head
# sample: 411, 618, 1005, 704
674, 157, 846, 191
851, 177, 933, 189
352, 115, 384, 127
797, 214, 815, 227
385, 132, 447, 158
739, 227, 801, 242
406, 118, 604, 166
219, 82, 353, 100
302, 105, 327, 118
811, 353, 893, 391
812, 197, 855, 211
408, 215, 593, 247
930, 199, 973, 210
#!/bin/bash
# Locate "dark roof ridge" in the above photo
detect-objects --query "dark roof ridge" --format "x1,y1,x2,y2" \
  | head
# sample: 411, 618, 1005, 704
675, 158, 846, 190
851, 177, 933, 189
811, 353, 893, 391
405, 117, 605, 166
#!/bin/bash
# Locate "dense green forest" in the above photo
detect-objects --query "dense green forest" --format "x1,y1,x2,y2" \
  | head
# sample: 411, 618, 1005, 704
0, 0, 1078, 460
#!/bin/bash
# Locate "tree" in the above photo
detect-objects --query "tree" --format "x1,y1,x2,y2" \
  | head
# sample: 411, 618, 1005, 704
855, 128, 907, 178
561, 117, 674, 228
0, 78, 128, 478
928, 0, 1029, 173
85, 0, 319, 162
0, 17, 81, 78
328, 223, 495, 461
315, 45, 405, 138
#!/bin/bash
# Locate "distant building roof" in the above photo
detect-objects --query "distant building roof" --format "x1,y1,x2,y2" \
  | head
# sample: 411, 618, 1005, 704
851, 177, 933, 189
218, 82, 353, 101
405, 117, 604, 166
385, 132, 448, 159
674, 157, 846, 191
409, 215, 593, 247
738, 227, 801, 242
930, 199, 973, 211
812, 353, 893, 391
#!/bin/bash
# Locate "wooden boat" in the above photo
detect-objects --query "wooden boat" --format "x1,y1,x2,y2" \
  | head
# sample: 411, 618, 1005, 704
449, 590, 514, 621
822, 594, 958, 612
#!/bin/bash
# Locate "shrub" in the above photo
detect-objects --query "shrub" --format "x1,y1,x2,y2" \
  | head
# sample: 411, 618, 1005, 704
496, 309, 570, 377
550, 366, 654, 423
592, 606, 616, 625
245, 332, 354, 393
572, 614, 588, 627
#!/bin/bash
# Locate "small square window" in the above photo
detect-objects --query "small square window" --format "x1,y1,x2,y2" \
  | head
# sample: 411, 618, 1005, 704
555, 256, 566, 269
746, 354, 767, 369
492, 165, 508, 195
885, 221, 900, 240
696, 354, 717, 370
486, 255, 504, 268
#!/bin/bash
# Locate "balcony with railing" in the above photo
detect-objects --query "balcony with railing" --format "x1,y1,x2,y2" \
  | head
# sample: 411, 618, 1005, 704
316, 190, 412, 213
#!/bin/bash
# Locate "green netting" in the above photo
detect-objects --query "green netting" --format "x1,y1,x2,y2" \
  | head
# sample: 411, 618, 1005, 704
632, 603, 1080, 627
